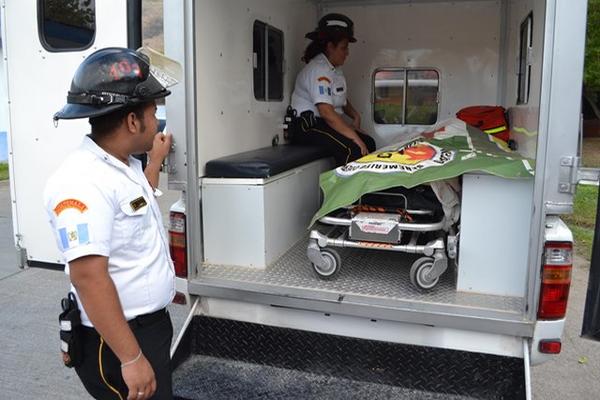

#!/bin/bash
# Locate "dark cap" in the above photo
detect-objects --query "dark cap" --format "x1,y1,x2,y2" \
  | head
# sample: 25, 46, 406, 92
305, 13, 357, 43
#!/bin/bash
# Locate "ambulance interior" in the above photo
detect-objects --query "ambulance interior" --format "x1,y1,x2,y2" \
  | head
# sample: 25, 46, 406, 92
169, 0, 546, 335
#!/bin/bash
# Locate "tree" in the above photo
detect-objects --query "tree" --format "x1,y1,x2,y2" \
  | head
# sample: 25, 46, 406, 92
45, 0, 94, 29
585, 0, 600, 90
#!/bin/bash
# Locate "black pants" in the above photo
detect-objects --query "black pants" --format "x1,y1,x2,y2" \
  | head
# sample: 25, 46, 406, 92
75, 309, 173, 400
293, 117, 377, 167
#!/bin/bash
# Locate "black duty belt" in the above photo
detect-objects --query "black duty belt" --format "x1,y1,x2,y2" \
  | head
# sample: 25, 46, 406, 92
128, 308, 168, 328
81, 308, 168, 336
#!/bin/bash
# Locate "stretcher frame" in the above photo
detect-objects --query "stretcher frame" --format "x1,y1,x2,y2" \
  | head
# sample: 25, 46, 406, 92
307, 192, 459, 290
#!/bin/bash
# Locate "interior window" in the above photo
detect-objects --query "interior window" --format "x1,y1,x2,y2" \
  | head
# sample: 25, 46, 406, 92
39, 0, 96, 51
267, 27, 284, 101
374, 69, 438, 125
253, 20, 284, 102
517, 13, 533, 104
406, 70, 439, 125
374, 70, 405, 124
253, 21, 266, 101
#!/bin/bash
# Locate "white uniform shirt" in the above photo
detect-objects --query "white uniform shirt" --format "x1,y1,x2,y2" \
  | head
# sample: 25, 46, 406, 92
291, 53, 348, 117
44, 136, 175, 327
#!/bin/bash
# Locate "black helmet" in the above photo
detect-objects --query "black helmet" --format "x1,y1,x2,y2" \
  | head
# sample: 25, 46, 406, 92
305, 13, 357, 43
54, 47, 173, 120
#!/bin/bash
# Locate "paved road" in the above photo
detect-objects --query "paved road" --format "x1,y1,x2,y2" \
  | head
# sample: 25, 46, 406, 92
0, 177, 186, 400
0, 178, 599, 399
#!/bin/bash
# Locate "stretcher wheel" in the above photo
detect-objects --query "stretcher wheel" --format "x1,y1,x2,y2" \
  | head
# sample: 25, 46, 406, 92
312, 248, 341, 279
410, 257, 438, 290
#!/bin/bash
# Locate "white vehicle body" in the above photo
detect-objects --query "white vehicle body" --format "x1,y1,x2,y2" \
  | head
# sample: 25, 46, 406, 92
1, 1, 588, 398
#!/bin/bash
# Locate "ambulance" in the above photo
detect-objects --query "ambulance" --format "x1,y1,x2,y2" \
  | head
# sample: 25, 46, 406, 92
1, 1, 595, 398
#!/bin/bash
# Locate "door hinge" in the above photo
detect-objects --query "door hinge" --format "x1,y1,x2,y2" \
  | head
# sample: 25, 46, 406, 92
561, 155, 600, 193
16, 234, 27, 269
558, 156, 579, 194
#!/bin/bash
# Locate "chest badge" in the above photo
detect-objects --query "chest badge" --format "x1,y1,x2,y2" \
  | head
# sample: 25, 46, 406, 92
130, 196, 147, 212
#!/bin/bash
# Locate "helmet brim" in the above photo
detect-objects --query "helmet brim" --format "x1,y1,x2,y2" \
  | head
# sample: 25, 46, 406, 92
53, 103, 127, 120
305, 30, 357, 43
54, 89, 171, 120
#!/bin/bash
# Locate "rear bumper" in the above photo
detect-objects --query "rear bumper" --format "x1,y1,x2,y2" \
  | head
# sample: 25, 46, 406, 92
530, 319, 566, 365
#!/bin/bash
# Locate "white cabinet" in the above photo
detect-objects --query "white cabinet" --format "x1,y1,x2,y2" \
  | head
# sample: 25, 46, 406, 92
457, 174, 534, 297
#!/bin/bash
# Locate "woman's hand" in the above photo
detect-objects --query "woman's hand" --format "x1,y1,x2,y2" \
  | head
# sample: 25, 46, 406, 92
318, 103, 368, 156
354, 138, 369, 156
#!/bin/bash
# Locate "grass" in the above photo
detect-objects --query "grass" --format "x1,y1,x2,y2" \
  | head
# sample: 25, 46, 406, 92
0, 163, 7, 181
563, 136, 600, 260
582, 137, 600, 167
563, 185, 598, 260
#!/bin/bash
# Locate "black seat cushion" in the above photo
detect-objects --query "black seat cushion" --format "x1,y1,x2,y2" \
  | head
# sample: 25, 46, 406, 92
205, 145, 329, 178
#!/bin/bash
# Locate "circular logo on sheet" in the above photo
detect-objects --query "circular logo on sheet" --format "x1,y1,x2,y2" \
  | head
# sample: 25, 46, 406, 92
335, 141, 454, 176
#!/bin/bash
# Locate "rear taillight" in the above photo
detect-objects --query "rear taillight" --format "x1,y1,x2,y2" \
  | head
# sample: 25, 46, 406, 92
172, 292, 187, 305
169, 211, 187, 278
538, 241, 572, 320
539, 339, 562, 354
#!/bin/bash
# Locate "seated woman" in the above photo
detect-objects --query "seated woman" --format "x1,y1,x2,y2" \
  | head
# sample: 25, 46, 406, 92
291, 13, 376, 167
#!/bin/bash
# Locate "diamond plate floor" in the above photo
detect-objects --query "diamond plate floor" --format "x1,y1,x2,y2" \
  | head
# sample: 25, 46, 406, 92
173, 316, 525, 399
199, 237, 524, 315
173, 355, 481, 400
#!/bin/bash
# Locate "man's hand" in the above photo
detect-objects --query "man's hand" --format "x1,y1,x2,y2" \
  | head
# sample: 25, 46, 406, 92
69, 256, 152, 399
145, 132, 172, 189
122, 355, 157, 400
147, 132, 172, 165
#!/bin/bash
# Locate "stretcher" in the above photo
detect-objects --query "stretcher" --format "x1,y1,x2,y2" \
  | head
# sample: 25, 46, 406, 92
307, 181, 460, 290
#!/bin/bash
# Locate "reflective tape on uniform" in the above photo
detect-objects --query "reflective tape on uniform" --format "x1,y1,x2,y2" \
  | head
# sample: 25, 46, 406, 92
60, 320, 72, 331
484, 125, 507, 134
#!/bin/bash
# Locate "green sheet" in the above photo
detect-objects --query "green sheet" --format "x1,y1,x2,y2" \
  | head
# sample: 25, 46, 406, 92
312, 118, 535, 226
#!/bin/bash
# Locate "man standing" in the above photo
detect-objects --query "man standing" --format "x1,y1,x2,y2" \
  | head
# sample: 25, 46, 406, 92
44, 47, 178, 400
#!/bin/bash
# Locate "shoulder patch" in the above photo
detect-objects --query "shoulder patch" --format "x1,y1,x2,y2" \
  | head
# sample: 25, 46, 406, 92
317, 76, 332, 84
54, 199, 88, 216
319, 86, 332, 96
58, 224, 90, 250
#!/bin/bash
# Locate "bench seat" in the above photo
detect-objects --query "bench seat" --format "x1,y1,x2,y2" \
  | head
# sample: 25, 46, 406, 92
202, 145, 332, 268
205, 145, 329, 178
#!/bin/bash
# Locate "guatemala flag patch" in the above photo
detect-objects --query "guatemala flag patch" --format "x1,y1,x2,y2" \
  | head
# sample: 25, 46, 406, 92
318, 85, 332, 96
58, 224, 90, 250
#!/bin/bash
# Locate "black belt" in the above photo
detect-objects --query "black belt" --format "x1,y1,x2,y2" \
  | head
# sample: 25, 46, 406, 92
81, 308, 168, 336
128, 308, 167, 328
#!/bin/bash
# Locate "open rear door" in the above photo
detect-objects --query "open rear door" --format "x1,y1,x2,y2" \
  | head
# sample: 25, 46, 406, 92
582, 177, 600, 340
2, 0, 129, 266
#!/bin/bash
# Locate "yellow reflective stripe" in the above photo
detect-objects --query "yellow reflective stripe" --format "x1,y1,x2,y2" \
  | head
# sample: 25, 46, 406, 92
311, 127, 352, 164
483, 125, 507, 134
98, 337, 124, 400
512, 126, 538, 137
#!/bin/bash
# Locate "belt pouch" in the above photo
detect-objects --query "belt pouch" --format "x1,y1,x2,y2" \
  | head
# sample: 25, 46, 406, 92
59, 292, 83, 368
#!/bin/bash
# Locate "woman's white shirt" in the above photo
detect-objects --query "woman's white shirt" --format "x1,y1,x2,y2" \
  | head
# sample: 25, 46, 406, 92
291, 53, 347, 117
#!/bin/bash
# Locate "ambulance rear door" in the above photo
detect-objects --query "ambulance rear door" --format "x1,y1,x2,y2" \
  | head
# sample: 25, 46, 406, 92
1, 0, 130, 266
